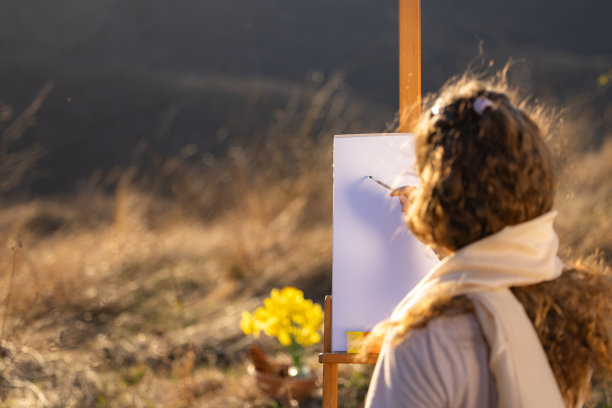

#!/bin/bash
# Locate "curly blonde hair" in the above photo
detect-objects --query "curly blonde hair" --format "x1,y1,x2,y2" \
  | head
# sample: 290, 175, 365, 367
364, 74, 612, 407
407, 77, 555, 252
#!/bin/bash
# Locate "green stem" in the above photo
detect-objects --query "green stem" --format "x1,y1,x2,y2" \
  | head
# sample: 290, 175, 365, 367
288, 333, 303, 372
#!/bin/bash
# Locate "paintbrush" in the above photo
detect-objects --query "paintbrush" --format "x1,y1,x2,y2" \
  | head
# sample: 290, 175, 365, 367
368, 176, 392, 190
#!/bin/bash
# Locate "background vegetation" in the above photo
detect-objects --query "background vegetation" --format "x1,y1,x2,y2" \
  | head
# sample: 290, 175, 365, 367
0, 0, 611, 406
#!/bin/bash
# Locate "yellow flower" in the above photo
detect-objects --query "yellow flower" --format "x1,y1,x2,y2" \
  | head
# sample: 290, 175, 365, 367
281, 287, 304, 303
597, 70, 612, 87
253, 306, 269, 322
261, 316, 280, 337
277, 328, 292, 346
240, 286, 323, 349
307, 331, 321, 346
240, 311, 255, 336
304, 303, 323, 328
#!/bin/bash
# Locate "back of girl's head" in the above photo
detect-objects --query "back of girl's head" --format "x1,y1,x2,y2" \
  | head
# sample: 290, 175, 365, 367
407, 77, 555, 251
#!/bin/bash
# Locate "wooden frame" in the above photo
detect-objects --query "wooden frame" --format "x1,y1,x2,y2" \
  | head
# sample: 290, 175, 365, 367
319, 0, 421, 406
319, 295, 377, 408
398, 0, 421, 133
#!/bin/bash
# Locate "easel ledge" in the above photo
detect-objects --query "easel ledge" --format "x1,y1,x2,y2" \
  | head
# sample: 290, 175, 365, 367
319, 353, 378, 365
318, 295, 379, 407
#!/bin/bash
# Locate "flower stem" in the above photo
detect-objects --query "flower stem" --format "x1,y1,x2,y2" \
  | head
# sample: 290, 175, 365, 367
288, 333, 304, 374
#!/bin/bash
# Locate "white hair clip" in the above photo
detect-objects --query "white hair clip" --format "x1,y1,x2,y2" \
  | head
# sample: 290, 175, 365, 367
473, 97, 494, 116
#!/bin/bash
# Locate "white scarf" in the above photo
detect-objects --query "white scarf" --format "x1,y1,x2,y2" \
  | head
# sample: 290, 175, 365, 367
391, 211, 565, 408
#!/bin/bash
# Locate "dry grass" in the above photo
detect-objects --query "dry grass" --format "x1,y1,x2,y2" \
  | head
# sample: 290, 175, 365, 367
556, 138, 612, 264
0, 75, 376, 407
0, 74, 610, 407
0, 83, 51, 196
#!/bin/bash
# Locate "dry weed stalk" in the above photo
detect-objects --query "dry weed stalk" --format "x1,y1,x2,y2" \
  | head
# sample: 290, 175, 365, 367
0, 83, 52, 195
1, 239, 21, 338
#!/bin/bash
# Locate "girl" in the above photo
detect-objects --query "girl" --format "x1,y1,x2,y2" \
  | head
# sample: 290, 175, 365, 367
363, 76, 612, 408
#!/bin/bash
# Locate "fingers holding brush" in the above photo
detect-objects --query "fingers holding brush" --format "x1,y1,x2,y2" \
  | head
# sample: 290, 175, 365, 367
367, 176, 416, 214
389, 185, 416, 197
390, 185, 416, 213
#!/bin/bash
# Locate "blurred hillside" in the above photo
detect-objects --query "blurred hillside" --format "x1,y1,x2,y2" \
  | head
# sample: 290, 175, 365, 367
0, 0, 611, 193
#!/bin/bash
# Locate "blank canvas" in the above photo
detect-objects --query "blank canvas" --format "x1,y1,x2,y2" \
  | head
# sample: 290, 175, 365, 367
332, 133, 439, 352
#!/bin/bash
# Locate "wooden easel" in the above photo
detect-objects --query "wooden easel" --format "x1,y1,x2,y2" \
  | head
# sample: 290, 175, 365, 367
318, 0, 421, 406
319, 295, 377, 407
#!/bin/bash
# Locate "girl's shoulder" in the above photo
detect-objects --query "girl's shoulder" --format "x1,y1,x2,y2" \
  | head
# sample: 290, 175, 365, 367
369, 311, 495, 408
414, 311, 485, 346
392, 311, 489, 369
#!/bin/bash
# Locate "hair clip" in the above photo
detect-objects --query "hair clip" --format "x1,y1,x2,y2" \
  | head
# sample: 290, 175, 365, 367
473, 97, 494, 116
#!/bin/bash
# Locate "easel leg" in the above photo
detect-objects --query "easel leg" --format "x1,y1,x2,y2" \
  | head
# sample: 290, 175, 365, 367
322, 362, 338, 408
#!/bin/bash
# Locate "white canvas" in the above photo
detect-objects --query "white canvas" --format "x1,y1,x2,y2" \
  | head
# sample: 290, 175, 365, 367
332, 133, 440, 352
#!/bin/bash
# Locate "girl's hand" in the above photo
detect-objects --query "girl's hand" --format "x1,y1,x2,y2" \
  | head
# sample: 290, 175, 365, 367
390, 185, 416, 213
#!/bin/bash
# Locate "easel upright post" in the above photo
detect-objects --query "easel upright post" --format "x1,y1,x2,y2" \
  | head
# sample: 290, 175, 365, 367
398, 0, 421, 132
322, 295, 338, 407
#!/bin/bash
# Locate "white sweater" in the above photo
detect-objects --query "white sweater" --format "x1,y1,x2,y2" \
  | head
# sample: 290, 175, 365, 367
366, 313, 496, 408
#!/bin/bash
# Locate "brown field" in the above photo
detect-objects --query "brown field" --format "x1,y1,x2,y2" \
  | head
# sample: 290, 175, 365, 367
0, 78, 611, 407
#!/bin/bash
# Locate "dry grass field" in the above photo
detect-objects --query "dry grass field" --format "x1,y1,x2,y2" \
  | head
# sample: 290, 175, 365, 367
0, 77, 611, 407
